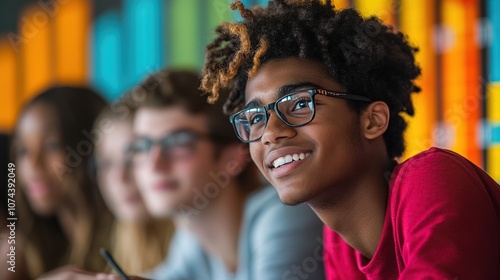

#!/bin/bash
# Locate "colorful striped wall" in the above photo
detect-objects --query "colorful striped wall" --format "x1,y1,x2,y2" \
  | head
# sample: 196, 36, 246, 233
0, 0, 499, 181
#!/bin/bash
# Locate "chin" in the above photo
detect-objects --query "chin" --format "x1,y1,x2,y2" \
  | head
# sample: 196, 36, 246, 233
30, 203, 57, 217
119, 211, 149, 222
148, 206, 175, 218
274, 185, 309, 206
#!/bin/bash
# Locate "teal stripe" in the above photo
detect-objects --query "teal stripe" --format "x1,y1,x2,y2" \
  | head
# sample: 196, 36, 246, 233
488, 0, 500, 82
123, 0, 164, 88
492, 124, 500, 144
92, 11, 123, 101
255, 0, 269, 6
234, 0, 254, 21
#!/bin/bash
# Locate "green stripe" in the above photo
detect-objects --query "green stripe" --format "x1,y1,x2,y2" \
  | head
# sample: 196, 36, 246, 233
169, 0, 201, 68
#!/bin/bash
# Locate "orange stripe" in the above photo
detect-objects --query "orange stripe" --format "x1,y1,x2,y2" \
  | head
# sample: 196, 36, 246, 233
441, 0, 468, 158
54, 0, 90, 83
0, 38, 19, 132
399, 0, 437, 159
19, 4, 54, 103
441, 0, 482, 165
463, 0, 481, 165
331, 0, 350, 9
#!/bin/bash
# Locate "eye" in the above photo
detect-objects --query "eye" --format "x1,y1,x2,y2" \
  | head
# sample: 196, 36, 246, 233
45, 139, 62, 152
250, 113, 265, 126
171, 132, 197, 147
292, 97, 312, 111
16, 146, 28, 158
131, 139, 151, 154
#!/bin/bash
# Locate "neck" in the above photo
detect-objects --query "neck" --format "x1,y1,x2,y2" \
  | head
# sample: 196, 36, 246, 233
309, 154, 393, 259
57, 203, 76, 242
176, 181, 249, 273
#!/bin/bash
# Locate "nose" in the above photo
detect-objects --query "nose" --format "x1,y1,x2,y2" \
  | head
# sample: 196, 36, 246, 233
115, 161, 129, 184
149, 144, 171, 171
25, 148, 44, 171
260, 111, 296, 145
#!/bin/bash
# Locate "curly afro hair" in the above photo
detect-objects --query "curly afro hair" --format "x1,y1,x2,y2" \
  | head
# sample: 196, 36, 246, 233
200, 0, 421, 159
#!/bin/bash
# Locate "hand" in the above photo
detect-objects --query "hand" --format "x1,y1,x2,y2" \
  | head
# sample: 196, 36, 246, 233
37, 265, 97, 280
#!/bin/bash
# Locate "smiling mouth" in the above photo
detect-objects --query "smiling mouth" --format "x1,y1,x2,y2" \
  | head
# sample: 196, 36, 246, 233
272, 152, 311, 168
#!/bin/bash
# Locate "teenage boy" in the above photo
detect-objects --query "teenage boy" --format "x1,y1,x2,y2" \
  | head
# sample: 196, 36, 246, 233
199, 1, 500, 279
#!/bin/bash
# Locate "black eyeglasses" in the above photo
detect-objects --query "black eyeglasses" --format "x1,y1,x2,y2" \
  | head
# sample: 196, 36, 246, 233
128, 130, 210, 164
229, 88, 372, 143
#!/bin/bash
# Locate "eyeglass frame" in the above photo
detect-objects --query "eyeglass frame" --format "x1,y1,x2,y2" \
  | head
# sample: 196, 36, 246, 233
229, 88, 372, 143
127, 129, 214, 163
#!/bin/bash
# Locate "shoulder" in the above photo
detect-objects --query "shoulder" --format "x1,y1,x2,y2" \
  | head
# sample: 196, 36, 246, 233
245, 185, 323, 233
389, 147, 500, 229
146, 230, 207, 279
242, 186, 326, 279
390, 147, 496, 195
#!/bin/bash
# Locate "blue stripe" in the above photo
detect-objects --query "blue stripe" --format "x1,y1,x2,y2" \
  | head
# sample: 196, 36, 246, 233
255, 0, 269, 6
488, 0, 500, 82
234, 0, 254, 21
492, 124, 500, 144
91, 11, 123, 101
123, 0, 164, 90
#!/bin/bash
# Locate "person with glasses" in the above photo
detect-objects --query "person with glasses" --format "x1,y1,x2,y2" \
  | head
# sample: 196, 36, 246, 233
97, 69, 325, 280
199, 0, 500, 279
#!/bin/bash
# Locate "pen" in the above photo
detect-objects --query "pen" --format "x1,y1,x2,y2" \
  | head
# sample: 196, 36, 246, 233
99, 248, 130, 280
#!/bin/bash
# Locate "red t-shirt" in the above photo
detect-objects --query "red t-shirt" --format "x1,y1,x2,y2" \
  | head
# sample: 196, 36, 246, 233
324, 147, 500, 279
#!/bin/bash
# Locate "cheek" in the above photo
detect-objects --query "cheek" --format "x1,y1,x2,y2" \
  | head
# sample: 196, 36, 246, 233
17, 159, 30, 186
98, 173, 118, 204
133, 165, 150, 187
173, 159, 211, 185
249, 143, 265, 171
45, 152, 67, 180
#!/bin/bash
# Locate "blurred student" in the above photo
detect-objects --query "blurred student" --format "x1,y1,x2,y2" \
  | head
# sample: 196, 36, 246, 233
98, 69, 325, 280
93, 105, 174, 275
1, 133, 9, 222
3, 86, 113, 279
0, 133, 11, 275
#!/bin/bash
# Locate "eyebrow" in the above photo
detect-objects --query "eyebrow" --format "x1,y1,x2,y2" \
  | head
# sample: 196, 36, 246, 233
245, 82, 322, 109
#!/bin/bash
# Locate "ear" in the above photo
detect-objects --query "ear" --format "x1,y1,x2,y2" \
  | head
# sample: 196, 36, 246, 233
360, 101, 390, 140
217, 143, 250, 176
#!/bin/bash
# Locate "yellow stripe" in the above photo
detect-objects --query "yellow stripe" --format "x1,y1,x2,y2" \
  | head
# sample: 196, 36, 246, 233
354, 0, 394, 26
399, 0, 436, 159
487, 83, 500, 181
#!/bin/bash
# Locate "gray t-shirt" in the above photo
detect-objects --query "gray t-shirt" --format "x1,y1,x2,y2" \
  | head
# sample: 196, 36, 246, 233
148, 186, 325, 280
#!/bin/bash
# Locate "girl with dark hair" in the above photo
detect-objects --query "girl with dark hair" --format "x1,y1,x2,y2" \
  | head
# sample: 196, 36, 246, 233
2, 86, 113, 279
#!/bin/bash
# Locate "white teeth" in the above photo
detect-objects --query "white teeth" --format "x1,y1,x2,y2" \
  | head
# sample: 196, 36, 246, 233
273, 157, 285, 168
272, 153, 311, 168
